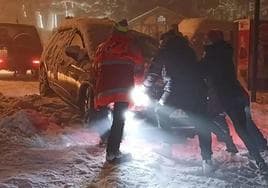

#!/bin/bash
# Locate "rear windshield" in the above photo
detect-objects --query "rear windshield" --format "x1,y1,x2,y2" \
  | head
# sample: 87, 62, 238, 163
0, 24, 42, 49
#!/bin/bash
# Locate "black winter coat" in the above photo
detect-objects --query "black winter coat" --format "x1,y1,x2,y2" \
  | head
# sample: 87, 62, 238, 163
144, 35, 207, 113
202, 41, 249, 107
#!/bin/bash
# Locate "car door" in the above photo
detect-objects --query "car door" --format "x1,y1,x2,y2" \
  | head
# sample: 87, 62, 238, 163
60, 31, 88, 105
43, 32, 61, 84
50, 29, 76, 100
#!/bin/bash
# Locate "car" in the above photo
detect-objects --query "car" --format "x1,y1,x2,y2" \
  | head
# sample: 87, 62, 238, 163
39, 17, 158, 115
0, 23, 43, 77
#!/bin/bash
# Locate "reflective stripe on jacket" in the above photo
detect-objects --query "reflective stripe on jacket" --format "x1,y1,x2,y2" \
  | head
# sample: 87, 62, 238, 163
93, 32, 144, 108
94, 59, 135, 108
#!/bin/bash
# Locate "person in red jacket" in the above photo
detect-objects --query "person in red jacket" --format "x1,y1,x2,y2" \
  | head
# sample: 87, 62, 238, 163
94, 19, 144, 163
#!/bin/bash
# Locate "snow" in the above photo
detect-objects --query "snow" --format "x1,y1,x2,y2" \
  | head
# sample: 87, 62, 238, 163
1, 79, 268, 187
0, 71, 39, 97
53, 17, 158, 62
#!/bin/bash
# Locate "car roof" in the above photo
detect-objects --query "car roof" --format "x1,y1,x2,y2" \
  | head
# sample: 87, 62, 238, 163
58, 17, 114, 33
57, 17, 158, 60
58, 17, 114, 58
0, 23, 42, 48
0, 23, 38, 28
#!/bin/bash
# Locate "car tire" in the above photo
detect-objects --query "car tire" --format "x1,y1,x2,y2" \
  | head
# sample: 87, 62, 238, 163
39, 65, 53, 97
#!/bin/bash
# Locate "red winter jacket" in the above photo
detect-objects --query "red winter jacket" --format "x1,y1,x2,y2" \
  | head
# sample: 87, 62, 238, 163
93, 32, 144, 108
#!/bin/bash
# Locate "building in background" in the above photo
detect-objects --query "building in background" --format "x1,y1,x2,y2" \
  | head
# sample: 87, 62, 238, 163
129, 6, 183, 39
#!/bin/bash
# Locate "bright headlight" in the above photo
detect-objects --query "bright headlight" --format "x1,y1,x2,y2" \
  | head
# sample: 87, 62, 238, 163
130, 85, 150, 107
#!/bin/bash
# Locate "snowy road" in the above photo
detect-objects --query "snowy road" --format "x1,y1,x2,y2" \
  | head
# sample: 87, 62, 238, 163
0, 71, 39, 97
1, 72, 268, 187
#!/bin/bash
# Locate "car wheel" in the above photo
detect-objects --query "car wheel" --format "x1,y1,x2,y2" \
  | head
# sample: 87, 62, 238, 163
39, 65, 53, 96
80, 87, 96, 123
80, 87, 92, 117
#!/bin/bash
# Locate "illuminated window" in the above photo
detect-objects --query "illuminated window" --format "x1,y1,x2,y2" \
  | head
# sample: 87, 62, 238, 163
157, 15, 166, 23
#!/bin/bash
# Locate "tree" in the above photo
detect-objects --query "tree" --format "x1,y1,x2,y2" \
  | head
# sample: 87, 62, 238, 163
199, 0, 249, 21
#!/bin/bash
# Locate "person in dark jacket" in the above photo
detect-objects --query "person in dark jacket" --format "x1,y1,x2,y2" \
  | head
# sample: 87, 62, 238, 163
201, 29, 268, 175
144, 29, 236, 174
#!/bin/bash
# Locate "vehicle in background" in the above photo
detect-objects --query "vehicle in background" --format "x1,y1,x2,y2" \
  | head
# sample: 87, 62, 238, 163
40, 17, 158, 115
0, 23, 43, 77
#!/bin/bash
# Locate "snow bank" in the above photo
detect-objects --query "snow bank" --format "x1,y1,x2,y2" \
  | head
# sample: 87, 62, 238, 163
0, 93, 83, 126
0, 109, 61, 148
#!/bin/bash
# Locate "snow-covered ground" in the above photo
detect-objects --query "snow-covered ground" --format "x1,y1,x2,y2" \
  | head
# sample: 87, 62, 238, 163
1, 73, 268, 188
0, 71, 39, 97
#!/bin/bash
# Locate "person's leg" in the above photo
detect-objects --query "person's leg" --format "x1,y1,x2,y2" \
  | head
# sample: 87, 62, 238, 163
245, 105, 268, 151
227, 106, 268, 175
198, 130, 212, 160
106, 102, 128, 155
196, 124, 214, 174
213, 114, 238, 153
189, 112, 213, 160
214, 113, 230, 136
226, 106, 265, 164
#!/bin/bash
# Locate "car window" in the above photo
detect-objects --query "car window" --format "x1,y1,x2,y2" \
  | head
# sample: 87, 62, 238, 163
70, 33, 84, 48
42, 32, 59, 59
44, 29, 74, 68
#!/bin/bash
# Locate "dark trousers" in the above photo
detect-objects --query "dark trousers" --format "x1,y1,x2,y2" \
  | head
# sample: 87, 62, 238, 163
198, 127, 212, 160
194, 112, 239, 160
224, 99, 264, 163
245, 106, 267, 151
180, 111, 213, 160
106, 102, 129, 154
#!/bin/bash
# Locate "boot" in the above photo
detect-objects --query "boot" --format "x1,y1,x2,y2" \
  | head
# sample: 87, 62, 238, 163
106, 150, 132, 163
226, 141, 239, 155
259, 145, 268, 153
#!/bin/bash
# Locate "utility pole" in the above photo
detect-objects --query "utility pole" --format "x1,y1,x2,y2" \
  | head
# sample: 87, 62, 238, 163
251, 0, 260, 102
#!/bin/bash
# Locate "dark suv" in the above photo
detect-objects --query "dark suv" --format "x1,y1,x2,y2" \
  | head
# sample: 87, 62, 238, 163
39, 17, 158, 114
0, 23, 43, 77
